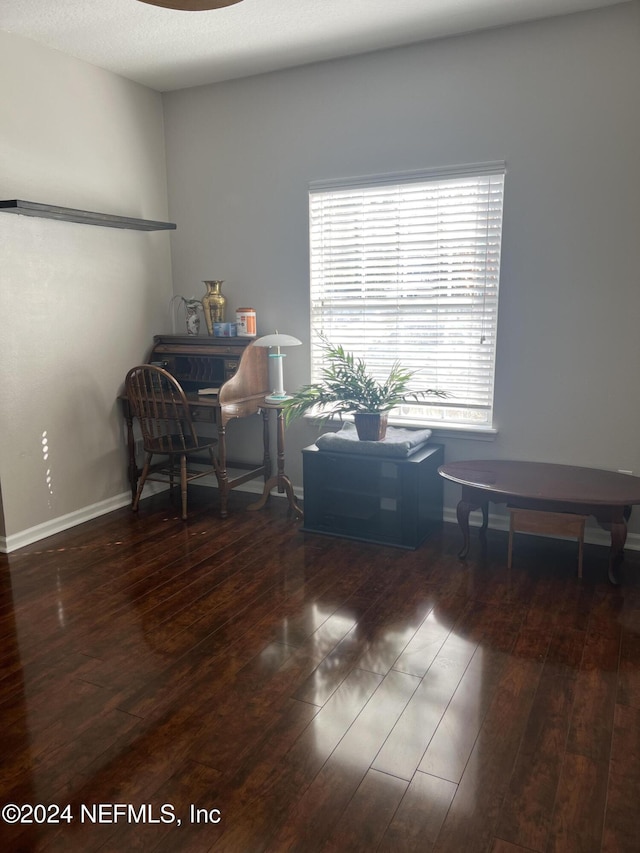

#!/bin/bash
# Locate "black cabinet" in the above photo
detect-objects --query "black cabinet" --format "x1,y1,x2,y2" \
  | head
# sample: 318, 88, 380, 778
301, 443, 444, 549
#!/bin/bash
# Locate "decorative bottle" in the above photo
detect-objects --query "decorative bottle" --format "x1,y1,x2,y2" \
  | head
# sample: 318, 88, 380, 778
185, 300, 201, 335
202, 280, 226, 335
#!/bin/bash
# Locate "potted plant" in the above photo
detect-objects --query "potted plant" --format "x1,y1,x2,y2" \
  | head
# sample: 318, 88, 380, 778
283, 335, 446, 440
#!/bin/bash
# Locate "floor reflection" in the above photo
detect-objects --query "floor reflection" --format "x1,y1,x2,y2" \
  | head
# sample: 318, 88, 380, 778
304, 596, 483, 815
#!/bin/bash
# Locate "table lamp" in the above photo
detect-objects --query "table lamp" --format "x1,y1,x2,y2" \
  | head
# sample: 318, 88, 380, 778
253, 332, 302, 403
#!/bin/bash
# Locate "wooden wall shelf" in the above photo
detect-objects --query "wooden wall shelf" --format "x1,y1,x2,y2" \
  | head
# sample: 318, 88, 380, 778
0, 199, 176, 231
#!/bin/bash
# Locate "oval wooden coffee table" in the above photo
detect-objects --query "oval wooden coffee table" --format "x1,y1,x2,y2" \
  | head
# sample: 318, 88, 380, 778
439, 460, 640, 584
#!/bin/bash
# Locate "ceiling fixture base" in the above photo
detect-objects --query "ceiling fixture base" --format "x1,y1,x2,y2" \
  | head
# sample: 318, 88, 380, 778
136, 0, 243, 10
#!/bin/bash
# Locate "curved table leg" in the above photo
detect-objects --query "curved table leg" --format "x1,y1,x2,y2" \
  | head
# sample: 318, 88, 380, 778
248, 474, 303, 518
479, 502, 489, 546
456, 500, 472, 558
596, 507, 630, 586
607, 518, 627, 586
456, 497, 490, 559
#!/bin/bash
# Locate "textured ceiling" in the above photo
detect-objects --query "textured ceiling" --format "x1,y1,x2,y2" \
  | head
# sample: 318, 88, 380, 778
0, 0, 625, 92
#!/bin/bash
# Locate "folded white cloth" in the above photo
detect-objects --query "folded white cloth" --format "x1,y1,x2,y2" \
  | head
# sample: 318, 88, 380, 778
315, 422, 433, 457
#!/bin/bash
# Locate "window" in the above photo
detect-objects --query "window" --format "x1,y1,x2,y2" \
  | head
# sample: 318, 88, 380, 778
308, 162, 505, 429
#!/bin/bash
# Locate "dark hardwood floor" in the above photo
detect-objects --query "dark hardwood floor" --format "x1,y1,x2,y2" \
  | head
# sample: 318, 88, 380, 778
1, 486, 640, 852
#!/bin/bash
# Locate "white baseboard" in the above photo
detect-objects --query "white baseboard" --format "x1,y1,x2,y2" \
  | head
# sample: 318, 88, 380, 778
442, 506, 640, 552
0, 484, 167, 554
3, 490, 635, 556
0, 478, 304, 554
1, 495, 131, 554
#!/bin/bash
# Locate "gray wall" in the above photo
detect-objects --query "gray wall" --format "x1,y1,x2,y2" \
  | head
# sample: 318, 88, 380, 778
163, 3, 640, 541
1, 3, 638, 550
0, 32, 174, 549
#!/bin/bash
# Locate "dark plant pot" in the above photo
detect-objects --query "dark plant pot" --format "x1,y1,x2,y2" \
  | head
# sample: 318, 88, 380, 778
354, 412, 388, 441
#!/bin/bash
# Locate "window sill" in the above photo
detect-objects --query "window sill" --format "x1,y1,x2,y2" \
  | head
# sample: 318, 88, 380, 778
301, 412, 497, 441
429, 426, 497, 442
392, 419, 498, 442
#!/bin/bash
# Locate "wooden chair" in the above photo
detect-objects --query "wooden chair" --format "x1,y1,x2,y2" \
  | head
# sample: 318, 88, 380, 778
124, 364, 219, 520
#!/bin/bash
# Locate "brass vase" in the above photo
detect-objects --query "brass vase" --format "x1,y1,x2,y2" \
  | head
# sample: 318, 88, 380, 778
202, 280, 226, 334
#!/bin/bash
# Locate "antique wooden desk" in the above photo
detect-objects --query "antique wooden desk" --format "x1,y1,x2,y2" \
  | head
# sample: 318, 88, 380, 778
439, 460, 640, 583
120, 335, 271, 517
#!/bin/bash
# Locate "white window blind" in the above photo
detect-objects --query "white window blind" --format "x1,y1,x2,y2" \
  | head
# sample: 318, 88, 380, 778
308, 163, 505, 428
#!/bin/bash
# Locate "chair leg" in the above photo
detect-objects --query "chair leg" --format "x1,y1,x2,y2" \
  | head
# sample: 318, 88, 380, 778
507, 515, 514, 569
133, 453, 153, 512
577, 532, 584, 579
180, 454, 188, 520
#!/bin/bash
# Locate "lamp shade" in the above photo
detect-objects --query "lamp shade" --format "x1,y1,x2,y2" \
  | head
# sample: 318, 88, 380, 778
253, 334, 302, 348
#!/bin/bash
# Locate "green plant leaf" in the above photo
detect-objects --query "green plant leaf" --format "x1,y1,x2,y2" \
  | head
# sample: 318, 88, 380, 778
283, 334, 447, 425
